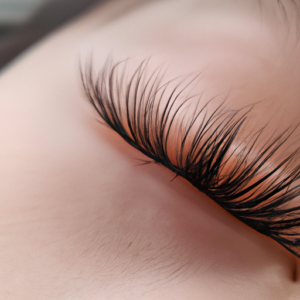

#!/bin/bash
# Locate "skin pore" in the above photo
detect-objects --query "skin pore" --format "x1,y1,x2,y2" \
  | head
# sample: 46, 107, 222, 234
0, 0, 300, 299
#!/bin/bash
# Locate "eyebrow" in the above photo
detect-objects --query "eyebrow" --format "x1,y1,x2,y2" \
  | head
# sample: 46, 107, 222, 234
275, 0, 300, 19
264, 0, 300, 36
81, 57, 300, 258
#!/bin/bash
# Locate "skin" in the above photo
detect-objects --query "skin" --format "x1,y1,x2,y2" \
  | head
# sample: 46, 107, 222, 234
0, 0, 300, 299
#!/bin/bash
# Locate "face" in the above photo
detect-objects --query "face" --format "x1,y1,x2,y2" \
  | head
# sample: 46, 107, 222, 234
0, 0, 300, 299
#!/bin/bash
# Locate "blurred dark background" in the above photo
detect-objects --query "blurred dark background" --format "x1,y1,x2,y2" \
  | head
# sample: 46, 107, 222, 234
0, 0, 103, 69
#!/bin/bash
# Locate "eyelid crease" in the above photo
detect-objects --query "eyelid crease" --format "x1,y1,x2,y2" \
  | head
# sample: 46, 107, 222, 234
81, 58, 300, 258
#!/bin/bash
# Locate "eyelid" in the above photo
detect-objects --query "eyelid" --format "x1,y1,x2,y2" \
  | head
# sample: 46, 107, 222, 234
81, 58, 300, 258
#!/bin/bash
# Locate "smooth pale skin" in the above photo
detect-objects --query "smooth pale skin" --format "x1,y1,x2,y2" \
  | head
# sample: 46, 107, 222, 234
0, 0, 300, 299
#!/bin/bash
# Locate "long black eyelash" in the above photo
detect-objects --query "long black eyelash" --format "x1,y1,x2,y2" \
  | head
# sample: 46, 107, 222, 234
81, 58, 300, 258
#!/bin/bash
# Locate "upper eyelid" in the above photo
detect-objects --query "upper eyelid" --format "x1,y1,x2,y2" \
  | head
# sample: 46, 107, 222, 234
81, 58, 300, 258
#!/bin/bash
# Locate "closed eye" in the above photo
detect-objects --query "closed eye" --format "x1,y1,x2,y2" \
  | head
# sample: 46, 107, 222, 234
81, 58, 300, 258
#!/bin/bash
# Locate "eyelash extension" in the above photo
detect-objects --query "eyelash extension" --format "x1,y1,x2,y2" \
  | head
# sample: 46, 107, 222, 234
81, 58, 300, 258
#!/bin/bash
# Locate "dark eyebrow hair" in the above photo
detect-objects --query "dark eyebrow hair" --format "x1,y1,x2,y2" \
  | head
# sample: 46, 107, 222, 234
261, 0, 300, 38
81, 58, 300, 258
275, 0, 300, 18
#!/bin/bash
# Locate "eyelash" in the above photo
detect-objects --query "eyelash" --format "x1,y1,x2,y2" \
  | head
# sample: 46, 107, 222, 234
81, 58, 300, 258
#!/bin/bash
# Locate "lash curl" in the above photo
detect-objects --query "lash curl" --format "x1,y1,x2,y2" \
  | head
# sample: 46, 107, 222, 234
81, 58, 300, 258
